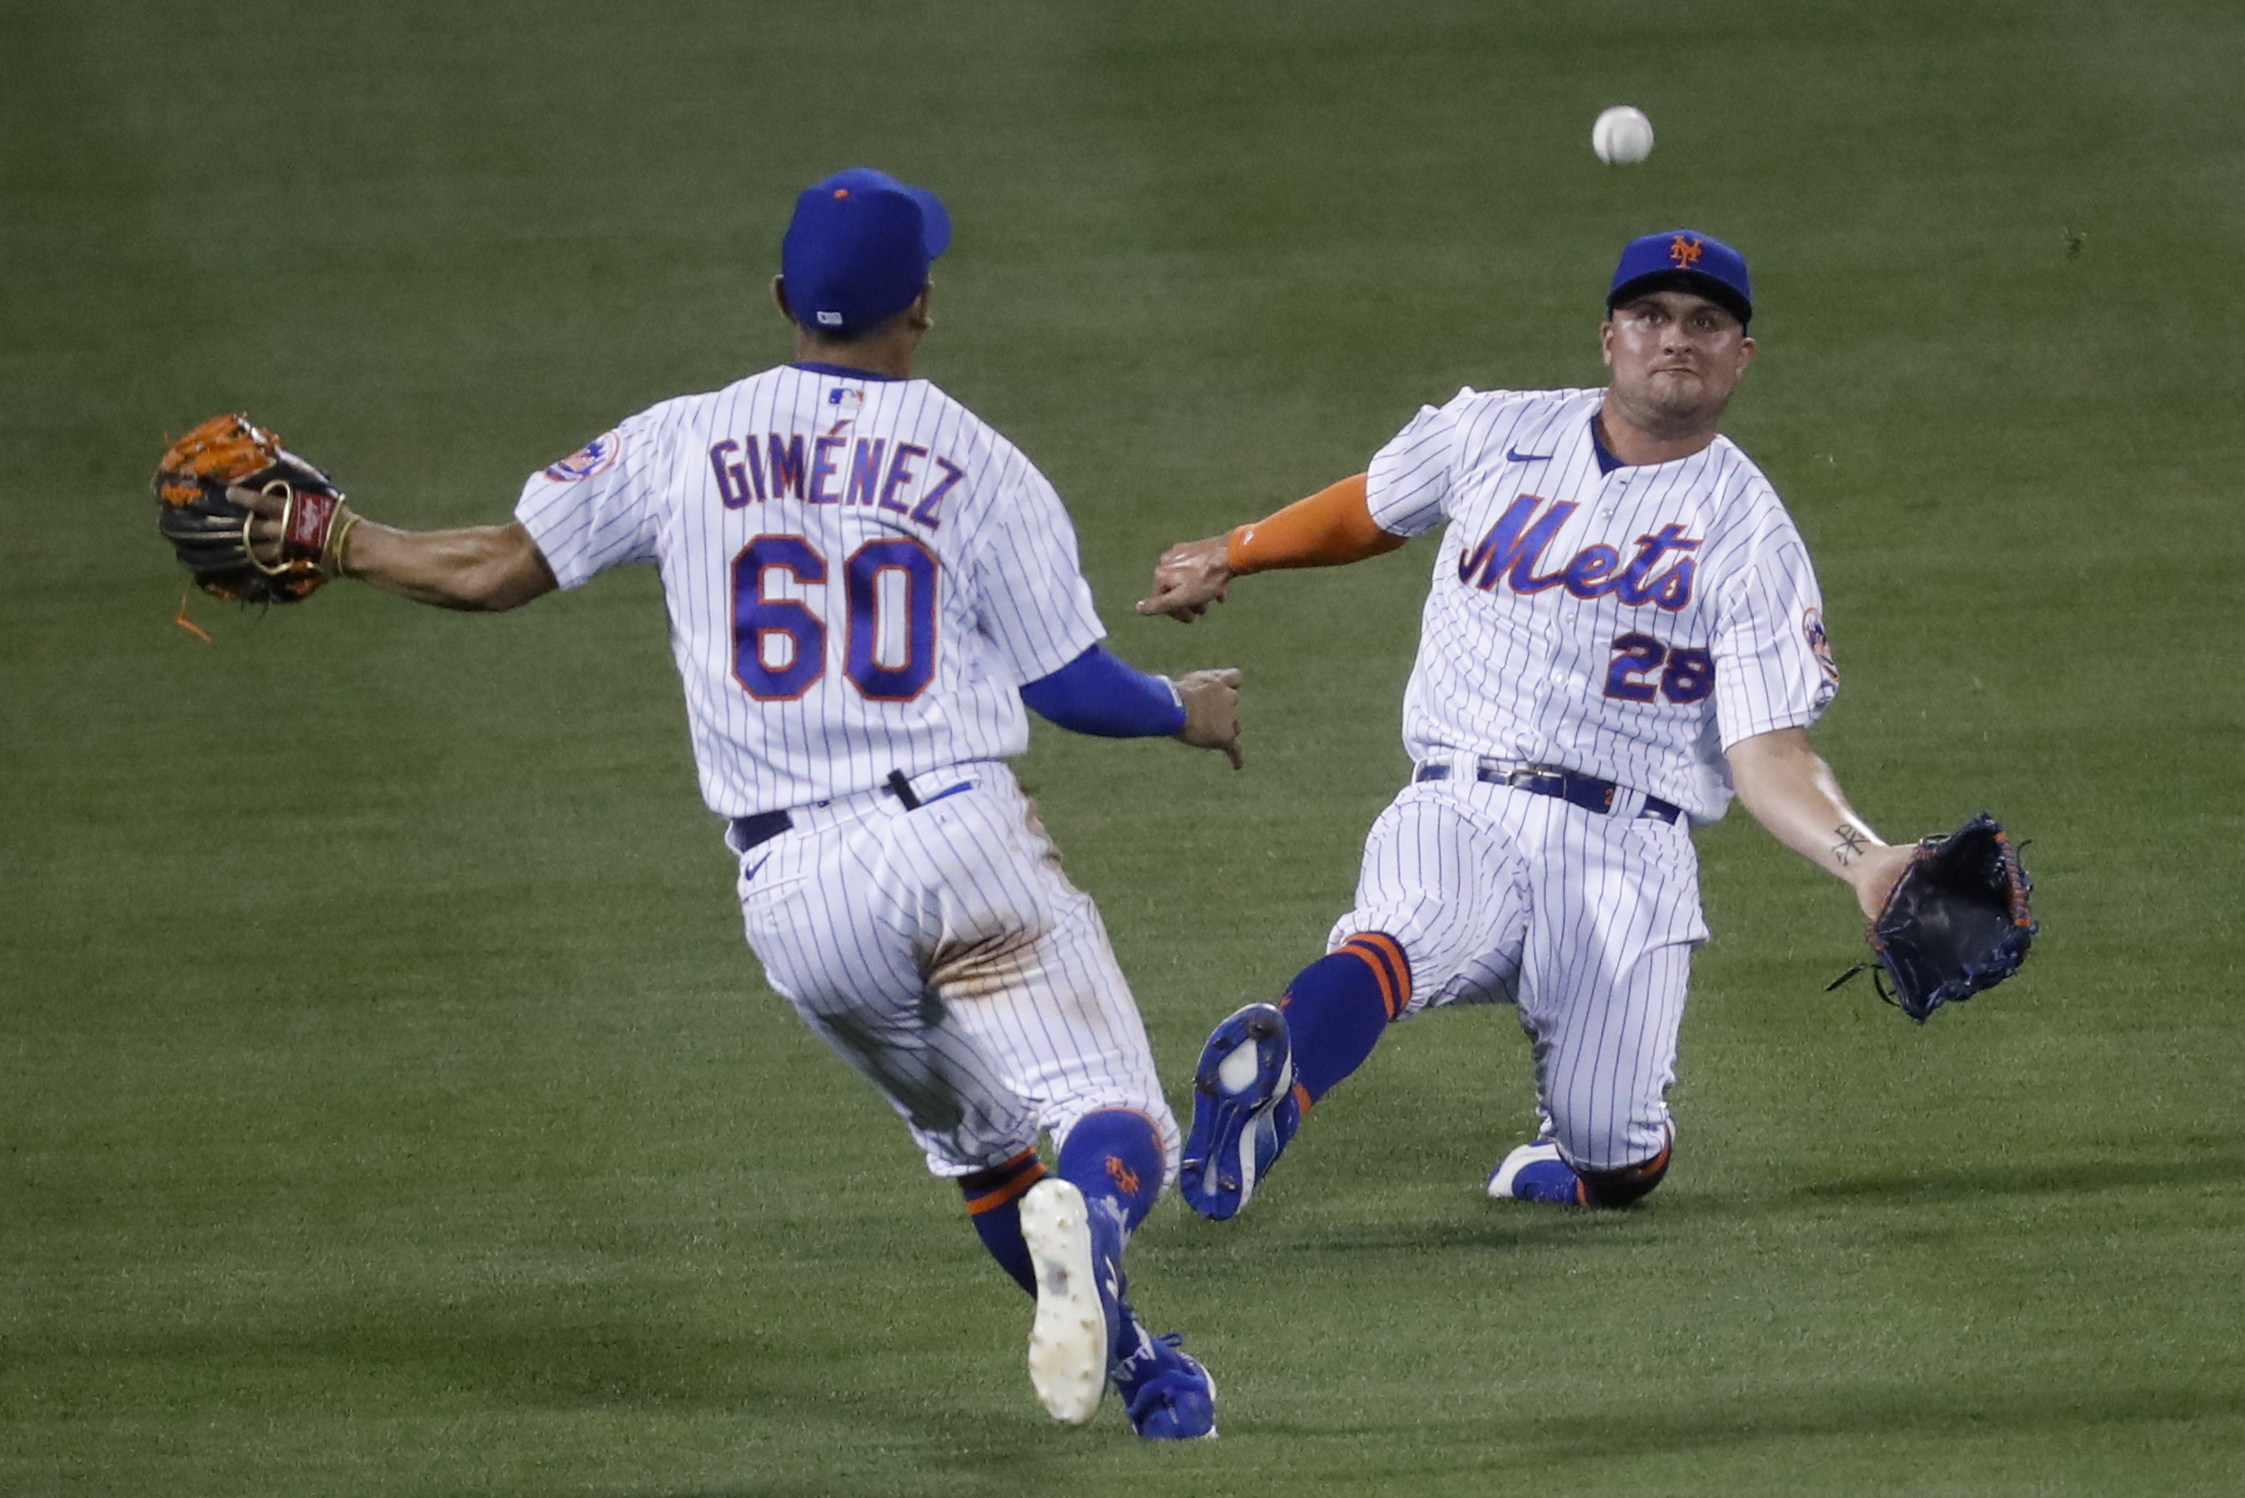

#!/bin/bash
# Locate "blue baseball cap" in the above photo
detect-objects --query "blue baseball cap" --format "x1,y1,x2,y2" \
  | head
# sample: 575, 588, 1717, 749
781, 168, 952, 334
1607, 229, 1752, 326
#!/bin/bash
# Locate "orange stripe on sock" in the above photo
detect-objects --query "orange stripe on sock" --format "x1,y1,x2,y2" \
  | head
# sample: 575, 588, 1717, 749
1347, 933, 1404, 1003
962, 1151, 1046, 1216
1341, 932, 1412, 1020
1290, 1082, 1314, 1116
1626, 1122, 1675, 1183
1338, 940, 1396, 1017
1337, 937, 1396, 1016
1361, 932, 1412, 1009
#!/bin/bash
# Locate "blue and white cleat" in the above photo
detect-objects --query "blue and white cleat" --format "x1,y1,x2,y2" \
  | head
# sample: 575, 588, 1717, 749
1487, 1138, 1587, 1205
1023, 1178, 1214, 1438
1180, 1002, 1299, 1220
1110, 1325, 1218, 1440
1021, 1179, 1114, 1423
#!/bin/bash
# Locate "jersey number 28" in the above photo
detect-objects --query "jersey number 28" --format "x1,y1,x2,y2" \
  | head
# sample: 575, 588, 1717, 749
1605, 632, 1714, 705
731, 533, 937, 701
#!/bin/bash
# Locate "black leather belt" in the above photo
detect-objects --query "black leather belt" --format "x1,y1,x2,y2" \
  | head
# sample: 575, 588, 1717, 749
1414, 761, 1682, 825
729, 771, 974, 853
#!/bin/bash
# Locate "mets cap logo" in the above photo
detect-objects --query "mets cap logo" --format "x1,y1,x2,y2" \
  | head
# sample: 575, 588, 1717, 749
544, 430, 620, 482
1669, 235, 1705, 269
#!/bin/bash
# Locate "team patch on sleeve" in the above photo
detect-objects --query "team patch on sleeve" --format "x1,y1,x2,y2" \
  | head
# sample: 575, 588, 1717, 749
1802, 606, 1839, 683
544, 430, 621, 482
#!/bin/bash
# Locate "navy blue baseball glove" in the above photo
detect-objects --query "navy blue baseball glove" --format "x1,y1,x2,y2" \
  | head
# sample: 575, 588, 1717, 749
1834, 813, 2037, 1023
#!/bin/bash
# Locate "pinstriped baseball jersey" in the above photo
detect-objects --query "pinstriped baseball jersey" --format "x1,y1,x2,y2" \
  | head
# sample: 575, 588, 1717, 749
516, 364, 1106, 817
513, 360, 1176, 1184
1367, 386, 1838, 823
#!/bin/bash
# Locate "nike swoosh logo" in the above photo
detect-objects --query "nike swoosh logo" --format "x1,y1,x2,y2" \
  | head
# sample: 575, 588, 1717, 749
742, 853, 772, 881
1507, 446, 1554, 463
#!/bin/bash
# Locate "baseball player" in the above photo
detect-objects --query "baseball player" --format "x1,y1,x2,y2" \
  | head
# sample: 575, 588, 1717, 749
1138, 230, 1920, 1215
255, 170, 1234, 1437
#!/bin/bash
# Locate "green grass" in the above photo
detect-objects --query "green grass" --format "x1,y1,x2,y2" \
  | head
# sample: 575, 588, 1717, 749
6, 1, 2243, 1493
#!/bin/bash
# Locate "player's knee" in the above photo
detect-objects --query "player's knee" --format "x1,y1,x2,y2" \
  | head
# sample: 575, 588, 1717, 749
1574, 1139, 1672, 1209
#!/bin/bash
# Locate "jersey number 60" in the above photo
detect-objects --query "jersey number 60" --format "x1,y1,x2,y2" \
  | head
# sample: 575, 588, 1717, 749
731, 533, 938, 702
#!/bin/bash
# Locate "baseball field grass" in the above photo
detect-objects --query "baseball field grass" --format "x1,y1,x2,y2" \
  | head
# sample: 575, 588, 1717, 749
6, 1, 2243, 1494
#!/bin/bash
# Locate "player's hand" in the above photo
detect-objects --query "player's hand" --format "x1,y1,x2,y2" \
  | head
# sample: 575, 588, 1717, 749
1137, 537, 1233, 622
1173, 667, 1244, 769
1846, 842, 1920, 921
232, 481, 293, 568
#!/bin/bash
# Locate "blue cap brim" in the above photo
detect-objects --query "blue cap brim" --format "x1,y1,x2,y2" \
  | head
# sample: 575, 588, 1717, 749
1608, 269, 1752, 325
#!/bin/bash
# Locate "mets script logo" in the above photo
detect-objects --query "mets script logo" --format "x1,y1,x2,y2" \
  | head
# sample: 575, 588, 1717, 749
1669, 235, 1704, 269
1458, 494, 1700, 611
544, 431, 620, 482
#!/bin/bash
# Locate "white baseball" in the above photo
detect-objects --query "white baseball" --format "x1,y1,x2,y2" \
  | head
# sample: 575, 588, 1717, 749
1592, 106, 1655, 165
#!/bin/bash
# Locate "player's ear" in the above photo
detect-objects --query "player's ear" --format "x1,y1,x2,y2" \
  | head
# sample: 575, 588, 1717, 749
1599, 315, 1616, 369
771, 276, 796, 325
906, 282, 934, 333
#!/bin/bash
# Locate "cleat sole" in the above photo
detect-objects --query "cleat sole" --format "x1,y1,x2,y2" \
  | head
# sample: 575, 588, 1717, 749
1021, 1179, 1107, 1424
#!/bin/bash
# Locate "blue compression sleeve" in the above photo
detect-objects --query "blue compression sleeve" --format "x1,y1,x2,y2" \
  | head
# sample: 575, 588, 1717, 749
1019, 645, 1187, 738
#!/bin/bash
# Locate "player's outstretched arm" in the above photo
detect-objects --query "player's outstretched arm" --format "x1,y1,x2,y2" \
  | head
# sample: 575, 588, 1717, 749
340, 518, 559, 611
1135, 473, 1406, 622
243, 484, 557, 612
1727, 726, 1917, 919
1018, 647, 1245, 769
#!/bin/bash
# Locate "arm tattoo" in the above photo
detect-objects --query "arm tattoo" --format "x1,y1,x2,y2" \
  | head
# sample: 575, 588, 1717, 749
1831, 823, 1870, 866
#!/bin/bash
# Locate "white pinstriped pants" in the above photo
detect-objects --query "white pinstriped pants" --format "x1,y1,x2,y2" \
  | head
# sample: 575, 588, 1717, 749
1330, 769, 1708, 1171
732, 762, 1180, 1180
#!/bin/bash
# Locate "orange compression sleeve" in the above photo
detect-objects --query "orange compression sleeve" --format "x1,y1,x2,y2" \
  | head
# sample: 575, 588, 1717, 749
1223, 474, 1407, 575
